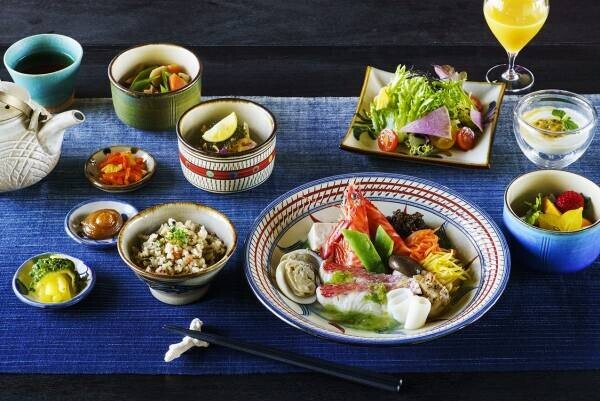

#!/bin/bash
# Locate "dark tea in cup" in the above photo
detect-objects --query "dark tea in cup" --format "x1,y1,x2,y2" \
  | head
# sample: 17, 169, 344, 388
3, 34, 82, 111
14, 51, 74, 75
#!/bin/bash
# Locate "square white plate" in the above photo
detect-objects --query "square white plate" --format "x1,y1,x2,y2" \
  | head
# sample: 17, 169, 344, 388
340, 66, 506, 168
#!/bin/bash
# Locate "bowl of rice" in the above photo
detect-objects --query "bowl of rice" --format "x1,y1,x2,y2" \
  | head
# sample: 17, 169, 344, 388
117, 202, 236, 305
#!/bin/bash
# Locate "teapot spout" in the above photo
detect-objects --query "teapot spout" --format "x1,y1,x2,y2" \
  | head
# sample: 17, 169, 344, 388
37, 110, 85, 154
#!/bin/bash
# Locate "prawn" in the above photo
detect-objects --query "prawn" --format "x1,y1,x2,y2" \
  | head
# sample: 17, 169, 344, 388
321, 183, 369, 268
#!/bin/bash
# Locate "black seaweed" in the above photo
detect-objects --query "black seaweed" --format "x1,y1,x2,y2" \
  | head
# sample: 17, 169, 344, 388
387, 210, 428, 238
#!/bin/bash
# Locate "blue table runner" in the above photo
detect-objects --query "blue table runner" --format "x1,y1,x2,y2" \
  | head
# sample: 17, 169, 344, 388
1, 96, 599, 375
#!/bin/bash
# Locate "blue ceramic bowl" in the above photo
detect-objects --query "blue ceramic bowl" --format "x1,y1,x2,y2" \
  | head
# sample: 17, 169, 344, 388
503, 170, 600, 273
12, 253, 95, 309
64, 199, 138, 248
3, 34, 82, 111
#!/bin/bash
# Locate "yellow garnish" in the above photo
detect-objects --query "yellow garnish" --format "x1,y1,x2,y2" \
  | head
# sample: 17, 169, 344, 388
34, 271, 77, 303
374, 87, 390, 110
100, 163, 123, 174
538, 208, 583, 232
421, 250, 469, 288
541, 197, 561, 216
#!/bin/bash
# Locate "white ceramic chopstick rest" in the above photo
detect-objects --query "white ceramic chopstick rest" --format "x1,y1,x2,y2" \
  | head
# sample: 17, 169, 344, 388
386, 288, 431, 330
164, 318, 209, 362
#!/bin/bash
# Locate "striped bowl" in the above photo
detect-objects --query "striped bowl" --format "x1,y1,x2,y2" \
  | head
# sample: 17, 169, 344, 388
245, 173, 511, 345
177, 98, 276, 193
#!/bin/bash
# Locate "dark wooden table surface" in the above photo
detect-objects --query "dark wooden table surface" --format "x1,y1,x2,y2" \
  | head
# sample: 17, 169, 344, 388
2, 1, 600, 400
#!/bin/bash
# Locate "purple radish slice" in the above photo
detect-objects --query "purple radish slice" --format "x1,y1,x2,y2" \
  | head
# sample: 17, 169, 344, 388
470, 107, 484, 133
400, 106, 452, 139
433, 65, 456, 80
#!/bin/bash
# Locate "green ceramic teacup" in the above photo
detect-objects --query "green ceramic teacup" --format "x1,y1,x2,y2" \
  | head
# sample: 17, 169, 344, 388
3, 34, 83, 111
108, 43, 202, 131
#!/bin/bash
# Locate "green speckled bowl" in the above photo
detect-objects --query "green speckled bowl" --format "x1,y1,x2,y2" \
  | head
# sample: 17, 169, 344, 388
108, 43, 202, 131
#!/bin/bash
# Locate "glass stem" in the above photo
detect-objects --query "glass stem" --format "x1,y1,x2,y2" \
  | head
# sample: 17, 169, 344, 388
502, 52, 520, 82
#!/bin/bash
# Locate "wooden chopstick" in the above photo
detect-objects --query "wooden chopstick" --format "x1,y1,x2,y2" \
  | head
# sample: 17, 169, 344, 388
163, 325, 402, 393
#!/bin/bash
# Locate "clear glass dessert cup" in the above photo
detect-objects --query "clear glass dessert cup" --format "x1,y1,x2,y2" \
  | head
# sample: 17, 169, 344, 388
513, 90, 597, 169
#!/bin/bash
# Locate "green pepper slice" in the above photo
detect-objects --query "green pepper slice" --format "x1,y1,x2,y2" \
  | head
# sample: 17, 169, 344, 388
341, 229, 385, 273
374, 225, 394, 262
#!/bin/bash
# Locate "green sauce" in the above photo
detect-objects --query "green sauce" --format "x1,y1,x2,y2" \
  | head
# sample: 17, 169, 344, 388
329, 270, 354, 284
364, 283, 387, 305
319, 306, 399, 332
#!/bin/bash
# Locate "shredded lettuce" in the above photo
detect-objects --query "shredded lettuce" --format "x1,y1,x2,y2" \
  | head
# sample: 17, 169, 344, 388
367, 65, 474, 142
404, 132, 435, 156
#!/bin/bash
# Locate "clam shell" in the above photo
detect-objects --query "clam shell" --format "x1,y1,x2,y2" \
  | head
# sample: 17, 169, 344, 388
275, 249, 322, 304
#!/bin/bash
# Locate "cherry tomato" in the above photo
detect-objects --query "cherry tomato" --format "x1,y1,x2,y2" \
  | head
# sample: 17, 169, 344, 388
455, 127, 476, 150
377, 129, 399, 152
470, 94, 483, 112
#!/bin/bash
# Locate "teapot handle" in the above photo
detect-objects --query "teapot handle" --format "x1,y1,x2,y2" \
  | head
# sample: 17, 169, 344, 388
0, 90, 50, 132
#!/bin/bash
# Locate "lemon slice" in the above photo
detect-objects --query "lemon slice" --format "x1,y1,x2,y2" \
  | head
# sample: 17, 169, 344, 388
202, 112, 238, 143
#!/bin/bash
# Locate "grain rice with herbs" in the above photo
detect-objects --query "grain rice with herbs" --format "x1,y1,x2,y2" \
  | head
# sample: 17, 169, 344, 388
134, 218, 226, 275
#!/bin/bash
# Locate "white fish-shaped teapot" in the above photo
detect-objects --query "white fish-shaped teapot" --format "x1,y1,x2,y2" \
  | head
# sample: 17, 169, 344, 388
0, 82, 84, 192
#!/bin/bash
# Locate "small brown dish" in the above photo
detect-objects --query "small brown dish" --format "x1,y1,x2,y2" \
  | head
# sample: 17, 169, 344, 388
84, 145, 156, 193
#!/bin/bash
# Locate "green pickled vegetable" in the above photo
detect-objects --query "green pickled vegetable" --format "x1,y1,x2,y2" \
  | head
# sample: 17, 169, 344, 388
374, 225, 394, 262
29, 255, 86, 295
341, 229, 385, 273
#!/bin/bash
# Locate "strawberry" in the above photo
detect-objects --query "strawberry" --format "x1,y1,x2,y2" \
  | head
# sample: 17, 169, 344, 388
555, 191, 585, 213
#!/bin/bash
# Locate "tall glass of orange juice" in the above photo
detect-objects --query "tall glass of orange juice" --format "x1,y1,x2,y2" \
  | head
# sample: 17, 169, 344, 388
484, 0, 549, 93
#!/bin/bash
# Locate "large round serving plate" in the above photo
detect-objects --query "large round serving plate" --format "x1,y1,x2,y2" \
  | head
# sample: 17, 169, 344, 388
245, 173, 510, 345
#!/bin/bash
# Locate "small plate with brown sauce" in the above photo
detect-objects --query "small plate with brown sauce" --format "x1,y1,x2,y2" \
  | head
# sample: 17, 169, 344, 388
64, 199, 138, 248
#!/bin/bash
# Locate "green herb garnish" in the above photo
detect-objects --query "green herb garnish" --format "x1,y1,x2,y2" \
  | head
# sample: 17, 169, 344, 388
364, 283, 387, 305
320, 305, 399, 332
165, 227, 188, 246
329, 270, 354, 284
523, 193, 543, 225
551, 109, 579, 130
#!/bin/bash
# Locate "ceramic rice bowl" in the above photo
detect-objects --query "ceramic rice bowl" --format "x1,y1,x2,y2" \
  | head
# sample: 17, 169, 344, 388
117, 202, 237, 305
177, 98, 277, 193
108, 43, 202, 131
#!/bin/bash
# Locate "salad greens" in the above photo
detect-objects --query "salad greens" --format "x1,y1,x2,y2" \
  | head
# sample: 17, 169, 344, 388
353, 65, 479, 156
